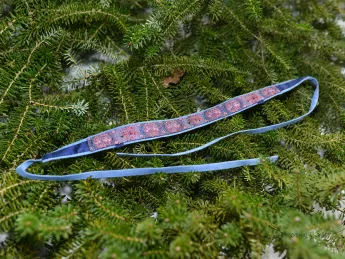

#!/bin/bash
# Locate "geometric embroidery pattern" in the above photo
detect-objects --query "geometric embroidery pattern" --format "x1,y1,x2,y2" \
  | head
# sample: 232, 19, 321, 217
88, 85, 281, 151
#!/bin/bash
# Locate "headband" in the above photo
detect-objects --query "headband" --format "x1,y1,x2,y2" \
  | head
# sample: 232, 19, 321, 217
16, 76, 319, 181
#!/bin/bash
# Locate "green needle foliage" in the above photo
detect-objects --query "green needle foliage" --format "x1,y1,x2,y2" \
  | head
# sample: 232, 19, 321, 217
1, 0, 345, 258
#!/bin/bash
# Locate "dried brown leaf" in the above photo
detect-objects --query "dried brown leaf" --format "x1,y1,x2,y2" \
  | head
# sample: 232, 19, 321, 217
163, 69, 185, 88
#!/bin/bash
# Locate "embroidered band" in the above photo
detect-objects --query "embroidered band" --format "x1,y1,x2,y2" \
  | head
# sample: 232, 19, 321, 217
16, 76, 319, 181
87, 85, 280, 152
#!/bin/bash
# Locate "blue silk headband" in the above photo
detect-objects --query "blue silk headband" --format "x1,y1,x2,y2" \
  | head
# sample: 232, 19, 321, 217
16, 76, 319, 181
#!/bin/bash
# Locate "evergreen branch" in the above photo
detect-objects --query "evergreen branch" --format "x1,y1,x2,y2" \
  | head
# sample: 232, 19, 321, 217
0, 18, 16, 35
141, 68, 150, 119
105, 153, 137, 170
150, 74, 180, 116
55, 32, 66, 54
56, 210, 79, 220
100, 230, 145, 243
210, 1, 291, 70
308, 63, 345, 93
32, 100, 89, 116
329, 82, 345, 95
1, 106, 29, 163
1, 64, 46, 162
287, 135, 342, 146
0, 63, 28, 107
212, 0, 252, 34
151, 56, 246, 76
143, 249, 168, 256
242, 211, 280, 230
103, 36, 130, 58
262, 0, 285, 17
57, 236, 87, 259
0, 208, 31, 225
245, 0, 262, 21
145, 82, 149, 119
52, 10, 128, 32
260, 49, 276, 84
0, 29, 58, 107
6, 137, 43, 171
0, 180, 33, 196
258, 37, 291, 70
119, 87, 130, 124
0, 48, 30, 57
36, 188, 49, 205
80, 180, 127, 221
294, 179, 302, 211
39, 224, 72, 232
92, 196, 126, 221
90, 22, 105, 40
305, 220, 343, 232
117, 156, 136, 169
163, 0, 201, 36
63, 49, 81, 67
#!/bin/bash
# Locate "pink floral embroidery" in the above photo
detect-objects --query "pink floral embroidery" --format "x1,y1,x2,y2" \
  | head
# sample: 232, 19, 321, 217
225, 99, 242, 113
165, 120, 182, 133
245, 93, 263, 105
143, 123, 161, 137
238, 92, 263, 107
238, 95, 248, 107
261, 86, 280, 97
187, 114, 204, 126
110, 129, 122, 145
205, 107, 222, 120
92, 133, 112, 149
120, 125, 140, 141
89, 86, 282, 151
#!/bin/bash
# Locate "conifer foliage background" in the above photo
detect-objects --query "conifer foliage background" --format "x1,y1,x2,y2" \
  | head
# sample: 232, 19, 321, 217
1, 0, 345, 258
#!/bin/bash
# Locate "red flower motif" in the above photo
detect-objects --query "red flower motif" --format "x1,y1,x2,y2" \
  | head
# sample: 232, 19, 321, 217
187, 114, 204, 126
245, 93, 263, 105
143, 123, 161, 137
165, 120, 182, 133
225, 99, 242, 113
92, 133, 112, 149
261, 86, 279, 97
121, 125, 140, 141
205, 107, 222, 120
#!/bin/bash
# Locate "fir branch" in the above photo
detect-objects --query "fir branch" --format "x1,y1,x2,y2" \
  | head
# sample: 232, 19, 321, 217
51, 9, 128, 32
1, 106, 29, 162
76, 180, 127, 222
150, 55, 246, 76
209, 0, 291, 70
56, 234, 88, 259
1, 64, 46, 162
244, 0, 262, 21
0, 180, 33, 197
0, 29, 60, 107
99, 230, 145, 243
31, 100, 89, 116
150, 74, 180, 116
163, 0, 201, 37
106, 152, 137, 169
0, 18, 16, 35
0, 208, 31, 227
